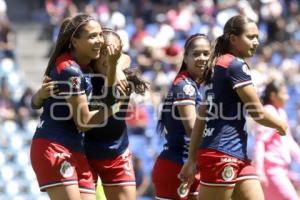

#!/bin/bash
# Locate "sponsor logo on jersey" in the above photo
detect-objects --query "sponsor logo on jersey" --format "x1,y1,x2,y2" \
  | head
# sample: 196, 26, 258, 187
203, 127, 214, 137
222, 165, 235, 181
60, 161, 74, 178
54, 152, 71, 159
221, 157, 238, 163
37, 120, 44, 129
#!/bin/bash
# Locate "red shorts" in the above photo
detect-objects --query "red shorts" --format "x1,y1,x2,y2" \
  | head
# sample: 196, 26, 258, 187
152, 158, 200, 200
197, 149, 258, 187
30, 138, 95, 193
88, 148, 136, 186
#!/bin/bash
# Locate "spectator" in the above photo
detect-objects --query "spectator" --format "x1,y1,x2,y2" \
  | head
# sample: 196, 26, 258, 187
0, 78, 16, 122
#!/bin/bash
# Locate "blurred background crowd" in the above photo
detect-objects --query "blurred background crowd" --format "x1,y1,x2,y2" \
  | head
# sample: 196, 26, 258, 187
0, 0, 300, 199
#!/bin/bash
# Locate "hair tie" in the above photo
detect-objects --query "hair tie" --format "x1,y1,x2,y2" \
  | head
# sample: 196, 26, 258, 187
70, 16, 95, 40
184, 34, 207, 50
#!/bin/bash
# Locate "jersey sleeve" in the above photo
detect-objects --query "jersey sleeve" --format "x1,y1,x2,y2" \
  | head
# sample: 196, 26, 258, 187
228, 59, 252, 89
173, 80, 197, 105
57, 66, 86, 96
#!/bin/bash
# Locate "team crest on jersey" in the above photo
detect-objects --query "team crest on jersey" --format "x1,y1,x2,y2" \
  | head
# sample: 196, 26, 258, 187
60, 161, 74, 178
183, 85, 195, 96
69, 76, 81, 90
222, 165, 235, 181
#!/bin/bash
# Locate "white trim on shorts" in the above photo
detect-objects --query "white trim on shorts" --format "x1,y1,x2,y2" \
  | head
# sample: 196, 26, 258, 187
155, 196, 174, 200
155, 192, 199, 200
189, 191, 199, 196
79, 187, 96, 194
40, 180, 78, 191
200, 181, 235, 187
102, 181, 136, 187
237, 175, 259, 181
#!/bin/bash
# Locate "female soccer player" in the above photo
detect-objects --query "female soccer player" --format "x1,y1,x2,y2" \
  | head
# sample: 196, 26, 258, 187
84, 28, 148, 200
254, 80, 300, 200
152, 33, 211, 200
30, 14, 121, 200
31, 28, 148, 200
179, 15, 288, 200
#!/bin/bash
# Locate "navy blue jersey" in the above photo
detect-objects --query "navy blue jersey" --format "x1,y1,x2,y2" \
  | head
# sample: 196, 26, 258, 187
33, 53, 93, 152
159, 71, 203, 164
200, 54, 253, 160
84, 76, 129, 160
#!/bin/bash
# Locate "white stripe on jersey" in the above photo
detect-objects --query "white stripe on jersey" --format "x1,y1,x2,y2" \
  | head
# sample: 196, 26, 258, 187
173, 100, 195, 105
233, 80, 252, 89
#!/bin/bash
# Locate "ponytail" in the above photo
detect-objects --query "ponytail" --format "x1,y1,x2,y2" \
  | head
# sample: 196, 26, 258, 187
205, 15, 256, 82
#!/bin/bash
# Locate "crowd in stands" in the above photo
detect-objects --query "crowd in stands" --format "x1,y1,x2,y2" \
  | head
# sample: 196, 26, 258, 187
1, 0, 300, 199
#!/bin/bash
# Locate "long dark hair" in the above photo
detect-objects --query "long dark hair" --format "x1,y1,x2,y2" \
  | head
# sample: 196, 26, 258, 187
206, 15, 255, 81
261, 80, 284, 105
157, 33, 209, 134
44, 14, 95, 76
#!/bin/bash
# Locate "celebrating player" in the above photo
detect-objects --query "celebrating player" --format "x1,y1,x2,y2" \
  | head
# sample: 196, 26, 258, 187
179, 15, 288, 200
30, 14, 121, 200
31, 27, 148, 200
152, 33, 210, 200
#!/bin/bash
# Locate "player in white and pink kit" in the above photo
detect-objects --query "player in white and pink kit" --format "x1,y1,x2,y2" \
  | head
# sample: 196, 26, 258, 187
254, 80, 300, 200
